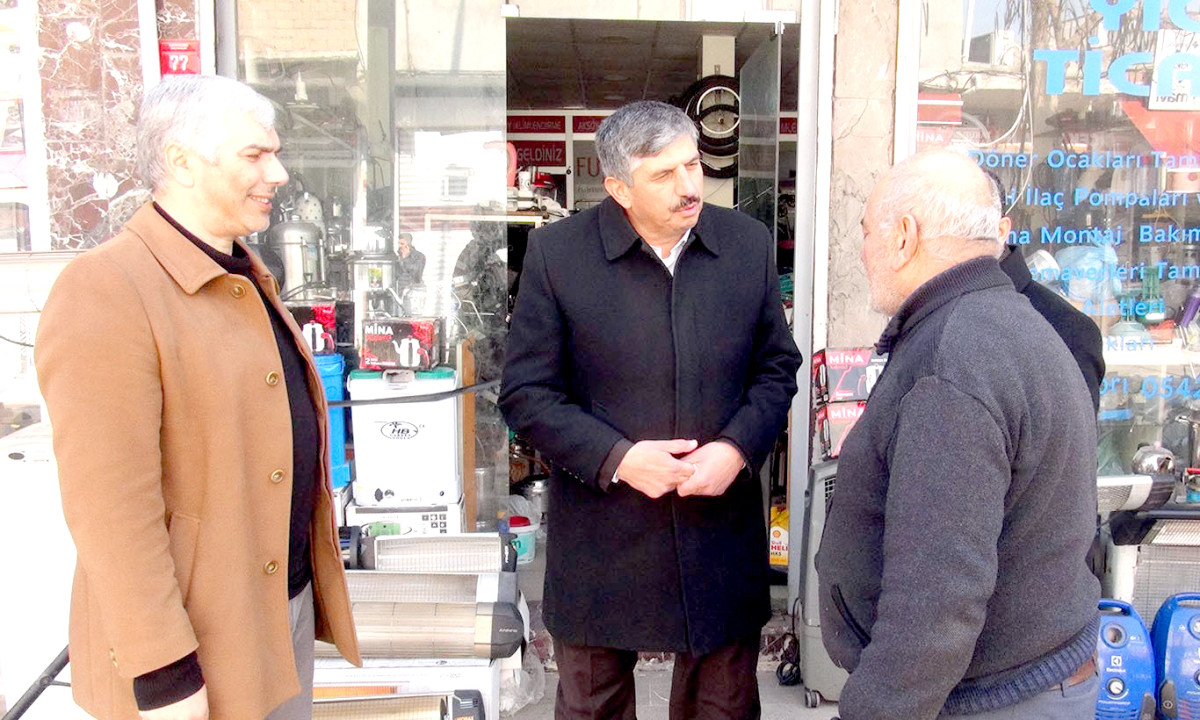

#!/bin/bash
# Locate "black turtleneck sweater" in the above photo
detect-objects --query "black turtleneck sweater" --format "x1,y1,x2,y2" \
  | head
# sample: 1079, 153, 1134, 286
133, 204, 320, 711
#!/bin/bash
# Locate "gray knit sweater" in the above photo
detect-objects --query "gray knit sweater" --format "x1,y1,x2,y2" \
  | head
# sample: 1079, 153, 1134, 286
816, 257, 1101, 719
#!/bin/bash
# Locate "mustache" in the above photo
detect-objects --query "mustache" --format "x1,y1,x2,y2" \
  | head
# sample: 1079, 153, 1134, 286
671, 196, 701, 212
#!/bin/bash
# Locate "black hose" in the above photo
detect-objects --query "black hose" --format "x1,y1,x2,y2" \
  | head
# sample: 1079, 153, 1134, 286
328, 379, 500, 408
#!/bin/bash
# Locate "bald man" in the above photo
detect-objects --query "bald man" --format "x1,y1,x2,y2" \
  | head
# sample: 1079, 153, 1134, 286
816, 150, 1100, 720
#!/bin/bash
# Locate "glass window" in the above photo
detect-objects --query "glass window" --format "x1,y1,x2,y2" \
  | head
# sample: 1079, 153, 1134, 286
917, 0, 1200, 474
235, 0, 508, 530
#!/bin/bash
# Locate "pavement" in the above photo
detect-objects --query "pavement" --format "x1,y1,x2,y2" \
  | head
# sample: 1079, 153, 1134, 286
508, 669, 840, 720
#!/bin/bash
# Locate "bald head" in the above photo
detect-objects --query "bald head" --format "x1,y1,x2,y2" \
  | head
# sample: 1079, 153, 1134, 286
860, 149, 1004, 316
872, 149, 1002, 257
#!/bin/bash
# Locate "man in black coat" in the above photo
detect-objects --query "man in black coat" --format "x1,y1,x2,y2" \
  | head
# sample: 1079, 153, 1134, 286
500, 101, 801, 719
985, 172, 1105, 412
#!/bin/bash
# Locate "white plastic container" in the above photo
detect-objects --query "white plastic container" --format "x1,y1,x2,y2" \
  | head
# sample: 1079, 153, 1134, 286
508, 516, 537, 564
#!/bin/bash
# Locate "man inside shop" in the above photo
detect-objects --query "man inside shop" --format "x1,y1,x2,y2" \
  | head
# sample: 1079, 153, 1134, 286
395, 232, 426, 289
500, 100, 801, 719
816, 148, 1101, 720
36, 75, 359, 720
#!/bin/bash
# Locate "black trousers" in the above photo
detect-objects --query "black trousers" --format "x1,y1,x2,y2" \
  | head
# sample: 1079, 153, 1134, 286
553, 633, 762, 720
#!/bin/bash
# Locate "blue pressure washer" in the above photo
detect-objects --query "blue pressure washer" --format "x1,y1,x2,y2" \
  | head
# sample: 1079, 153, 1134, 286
1097, 599, 1158, 720
1151, 593, 1200, 720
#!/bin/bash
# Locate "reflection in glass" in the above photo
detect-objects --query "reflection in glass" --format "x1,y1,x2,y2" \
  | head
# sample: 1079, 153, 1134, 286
917, 1, 1200, 474
235, 0, 507, 529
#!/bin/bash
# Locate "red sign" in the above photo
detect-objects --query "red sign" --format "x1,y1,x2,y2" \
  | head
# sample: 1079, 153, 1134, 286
917, 92, 963, 125
779, 117, 798, 136
511, 140, 566, 167
507, 115, 565, 134
159, 39, 201, 76
572, 115, 607, 134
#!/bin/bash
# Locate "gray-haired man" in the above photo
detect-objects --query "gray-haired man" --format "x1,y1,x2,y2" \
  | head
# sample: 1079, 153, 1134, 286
36, 75, 359, 720
817, 149, 1100, 720
501, 100, 801, 719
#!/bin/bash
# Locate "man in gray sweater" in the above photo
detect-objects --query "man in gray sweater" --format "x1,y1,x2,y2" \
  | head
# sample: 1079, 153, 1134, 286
816, 149, 1100, 720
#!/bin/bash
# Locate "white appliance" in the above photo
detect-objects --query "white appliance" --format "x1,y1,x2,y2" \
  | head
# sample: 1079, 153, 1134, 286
345, 501, 465, 537
348, 370, 460, 508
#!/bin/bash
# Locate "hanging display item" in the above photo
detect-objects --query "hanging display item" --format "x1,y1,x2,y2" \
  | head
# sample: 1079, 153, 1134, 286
676, 74, 740, 178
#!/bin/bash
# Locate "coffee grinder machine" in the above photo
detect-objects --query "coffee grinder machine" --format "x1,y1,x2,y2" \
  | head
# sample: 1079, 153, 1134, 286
350, 225, 403, 317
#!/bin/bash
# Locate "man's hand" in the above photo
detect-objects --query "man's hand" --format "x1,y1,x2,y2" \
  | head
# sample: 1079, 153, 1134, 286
616, 439, 698, 498
677, 441, 745, 497
139, 686, 208, 720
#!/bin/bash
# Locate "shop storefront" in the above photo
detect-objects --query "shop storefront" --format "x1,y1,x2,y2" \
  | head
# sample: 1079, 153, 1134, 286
0, 1, 823, 713
4, 0, 1199, 713
905, 0, 1200, 663
914, 0, 1200, 481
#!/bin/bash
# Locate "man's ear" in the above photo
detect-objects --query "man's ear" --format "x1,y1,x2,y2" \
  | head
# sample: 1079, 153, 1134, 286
893, 213, 921, 269
604, 176, 633, 209
162, 142, 197, 189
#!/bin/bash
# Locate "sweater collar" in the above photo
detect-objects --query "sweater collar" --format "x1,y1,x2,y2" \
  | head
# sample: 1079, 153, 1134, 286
154, 203, 257, 276
875, 255, 1014, 355
598, 196, 720, 262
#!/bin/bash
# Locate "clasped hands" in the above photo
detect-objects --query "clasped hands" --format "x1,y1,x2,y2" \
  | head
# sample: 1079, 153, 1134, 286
615, 439, 744, 499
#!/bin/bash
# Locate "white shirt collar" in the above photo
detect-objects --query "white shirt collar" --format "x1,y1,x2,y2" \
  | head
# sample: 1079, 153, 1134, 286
657, 228, 692, 276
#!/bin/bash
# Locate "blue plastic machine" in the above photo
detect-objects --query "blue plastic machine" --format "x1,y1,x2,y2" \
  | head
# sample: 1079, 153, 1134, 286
1096, 599, 1158, 720
1151, 593, 1200, 720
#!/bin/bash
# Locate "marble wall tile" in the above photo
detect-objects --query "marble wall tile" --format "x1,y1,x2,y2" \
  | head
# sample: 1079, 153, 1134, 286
156, 0, 196, 40
38, 0, 196, 248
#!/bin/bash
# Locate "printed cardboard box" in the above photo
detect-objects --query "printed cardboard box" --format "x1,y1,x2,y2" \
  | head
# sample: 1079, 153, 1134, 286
811, 347, 888, 405
813, 400, 868, 461
360, 317, 441, 371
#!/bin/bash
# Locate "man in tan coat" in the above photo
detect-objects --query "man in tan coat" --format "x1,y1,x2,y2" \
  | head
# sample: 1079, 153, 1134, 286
35, 75, 359, 720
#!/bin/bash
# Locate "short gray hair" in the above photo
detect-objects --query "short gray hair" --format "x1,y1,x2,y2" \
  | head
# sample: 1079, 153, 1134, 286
877, 149, 1000, 255
596, 101, 698, 185
137, 75, 276, 192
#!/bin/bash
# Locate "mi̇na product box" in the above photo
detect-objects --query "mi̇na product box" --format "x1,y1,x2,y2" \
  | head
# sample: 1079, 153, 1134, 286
360, 317, 442, 371
813, 401, 867, 461
811, 347, 887, 405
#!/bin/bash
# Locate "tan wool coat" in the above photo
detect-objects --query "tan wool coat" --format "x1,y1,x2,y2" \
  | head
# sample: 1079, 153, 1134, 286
35, 203, 360, 720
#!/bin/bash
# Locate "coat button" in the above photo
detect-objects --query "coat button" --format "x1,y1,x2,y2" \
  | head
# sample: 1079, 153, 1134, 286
264, 561, 278, 575
230, 284, 246, 298
266, 371, 280, 386
270, 469, 285, 484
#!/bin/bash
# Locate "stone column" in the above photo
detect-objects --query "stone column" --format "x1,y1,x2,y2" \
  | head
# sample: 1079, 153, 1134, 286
826, 0, 897, 347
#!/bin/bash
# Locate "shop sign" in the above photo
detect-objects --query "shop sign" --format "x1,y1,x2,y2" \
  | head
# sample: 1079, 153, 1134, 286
573, 141, 607, 205
511, 140, 565, 167
507, 115, 565, 134
1035, 0, 1200, 98
572, 115, 606, 134
1150, 29, 1200, 110
159, 40, 200, 76
917, 92, 963, 125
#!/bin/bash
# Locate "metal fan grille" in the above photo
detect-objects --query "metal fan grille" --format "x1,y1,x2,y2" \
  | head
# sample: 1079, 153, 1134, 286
823, 475, 836, 513
1131, 544, 1200, 620
1147, 519, 1200, 546
312, 695, 444, 720
1097, 484, 1133, 514
372, 535, 504, 573
345, 571, 478, 604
